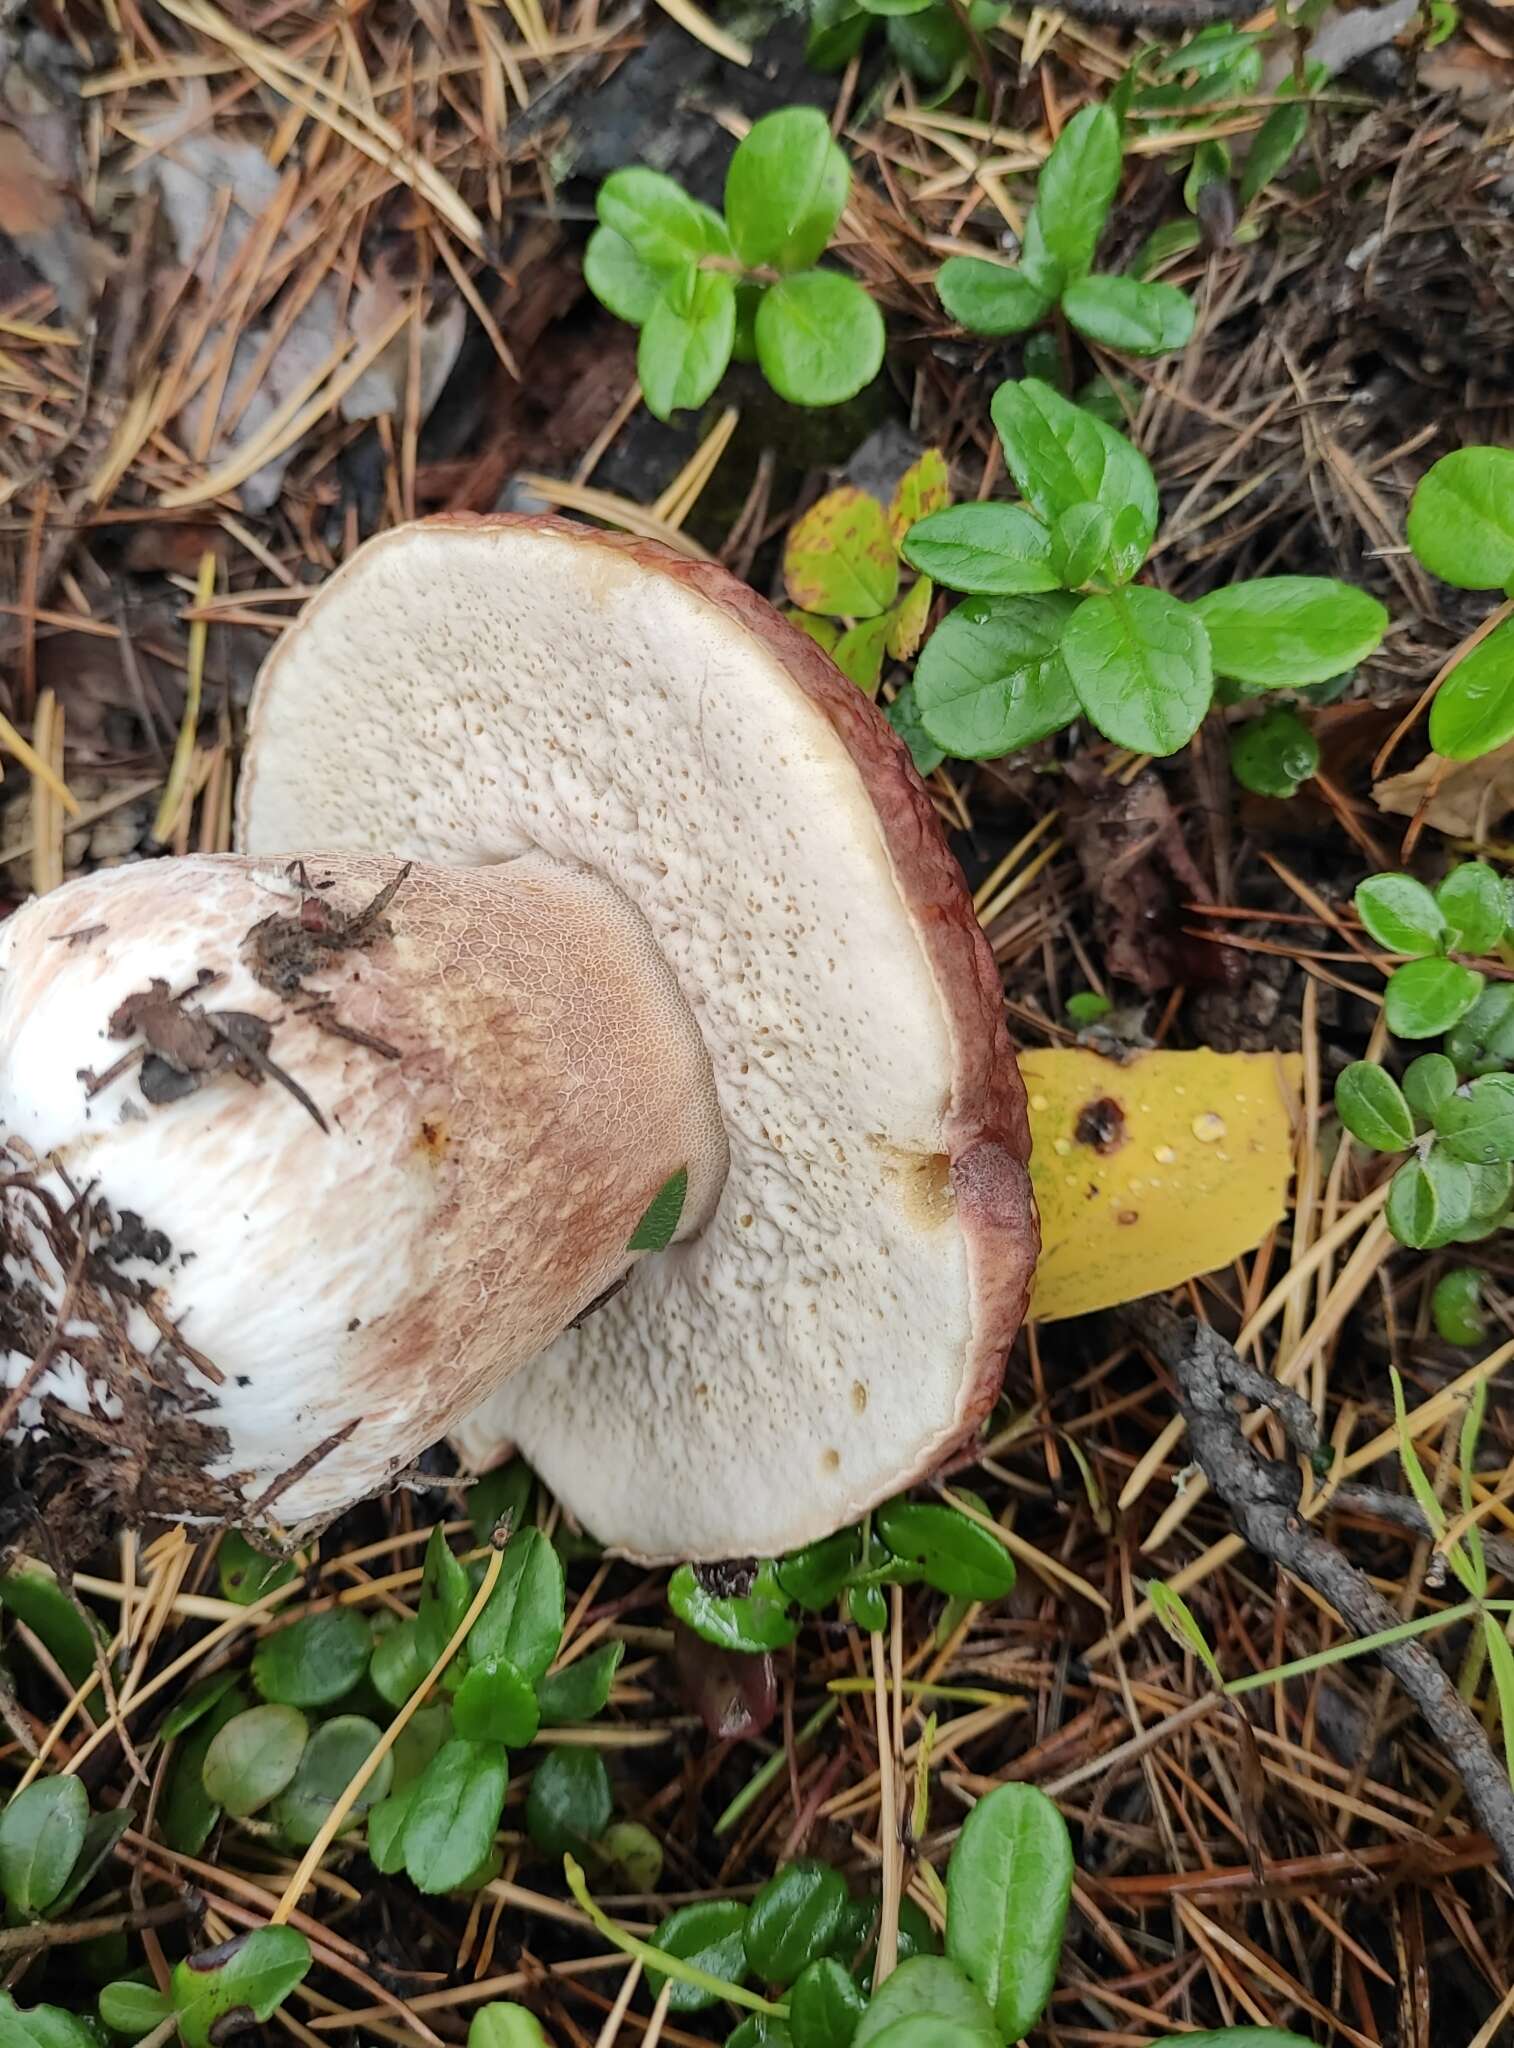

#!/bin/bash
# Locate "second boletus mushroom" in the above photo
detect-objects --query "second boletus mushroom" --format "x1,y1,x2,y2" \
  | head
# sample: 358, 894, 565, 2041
0, 516, 1036, 1560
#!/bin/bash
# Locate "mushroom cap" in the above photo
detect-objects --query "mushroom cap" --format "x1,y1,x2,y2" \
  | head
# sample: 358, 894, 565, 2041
238, 515, 1037, 1560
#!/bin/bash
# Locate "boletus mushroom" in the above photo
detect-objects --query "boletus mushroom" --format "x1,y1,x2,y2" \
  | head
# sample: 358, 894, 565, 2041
0, 517, 1036, 1560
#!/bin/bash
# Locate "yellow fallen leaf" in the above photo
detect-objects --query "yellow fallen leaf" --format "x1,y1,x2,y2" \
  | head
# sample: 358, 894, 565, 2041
1022, 1047, 1303, 1321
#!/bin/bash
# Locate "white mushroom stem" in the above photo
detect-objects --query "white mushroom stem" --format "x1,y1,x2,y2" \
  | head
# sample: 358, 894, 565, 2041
0, 850, 728, 1525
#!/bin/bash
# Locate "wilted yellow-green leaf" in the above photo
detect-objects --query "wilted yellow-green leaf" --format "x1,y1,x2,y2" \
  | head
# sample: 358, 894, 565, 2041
889, 448, 950, 547
834, 613, 889, 695
784, 606, 842, 653
1022, 1047, 1303, 1321
783, 486, 898, 619
885, 574, 934, 660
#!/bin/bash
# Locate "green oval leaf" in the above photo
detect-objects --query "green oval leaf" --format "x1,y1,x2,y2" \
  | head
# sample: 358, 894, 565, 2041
1432, 1267, 1488, 1346
667, 1561, 799, 1653
1051, 502, 1114, 587
402, 1738, 509, 1894
915, 593, 1078, 759
777, 1530, 863, 1613
1437, 861, 1508, 955
1062, 274, 1196, 356
853, 1957, 997, 2048
1448, 982, 1514, 1075
936, 256, 1052, 337
454, 1656, 542, 1747
217, 1532, 296, 1608
273, 1714, 392, 1849
1240, 99, 1311, 206
417, 1525, 472, 1669
884, 682, 946, 778
253, 1608, 371, 1708
990, 379, 1157, 582
788, 1957, 865, 2048
944, 1782, 1073, 2041
0, 1994, 98, 2048
648, 1900, 751, 2014
0, 1777, 88, 1917
833, 614, 890, 693
628, 1166, 689, 1251
1230, 707, 1319, 797
596, 168, 721, 276
1062, 587, 1212, 754
901, 504, 1057, 597
1034, 103, 1121, 283
48, 1805, 133, 1918
1355, 873, 1446, 958
467, 2006, 554, 2048
98, 1982, 173, 2038
202, 1704, 309, 1818
1335, 1063, 1415, 1153
525, 1747, 611, 1860
534, 1641, 625, 1724
638, 269, 736, 422
1429, 613, 1514, 761
1386, 1150, 1474, 1249
469, 1460, 534, 1546
1433, 1073, 1514, 1163
1384, 957, 1485, 1039
162, 1684, 248, 1856
1407, 447, 1514, 589
755, 271, 885, 408
171, 1928, 312, 2048
470, 1528, 566, 1683
0, 1566, 104, 1689
745, 1861, 849, 1985
876, 1500, 1016, 1601
1192, 577, 1387, 688
726, 108, 849, 272
1404, 1052, 1459, 1120
162, 1671, 241, 1742
371, 1617, 428, 1709
784, 487, 899, 617
583, 226, 661, 327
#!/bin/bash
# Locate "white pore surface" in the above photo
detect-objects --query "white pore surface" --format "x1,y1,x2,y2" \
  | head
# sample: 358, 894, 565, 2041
239, 522, 971, 1559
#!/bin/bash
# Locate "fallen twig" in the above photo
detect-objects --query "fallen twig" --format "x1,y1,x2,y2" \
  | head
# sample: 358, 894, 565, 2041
1127, 1299, 1514, 1886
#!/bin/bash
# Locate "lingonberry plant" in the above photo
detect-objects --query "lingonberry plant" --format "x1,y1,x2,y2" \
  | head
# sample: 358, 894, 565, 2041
935, 105, 1197, 356
585, 107, 884, 420
1406, 445, 1514, 759
903, 377, 1387, 761
1336, 861, 1514, 1250
806, 0, 1005, 99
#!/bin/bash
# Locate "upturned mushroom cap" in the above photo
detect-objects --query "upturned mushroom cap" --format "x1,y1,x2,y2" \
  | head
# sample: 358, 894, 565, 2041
237, 515, 1037, 1560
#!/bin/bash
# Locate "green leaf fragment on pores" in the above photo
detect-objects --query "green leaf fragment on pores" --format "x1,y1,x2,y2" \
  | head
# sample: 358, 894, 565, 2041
628, 1167, 689, 1251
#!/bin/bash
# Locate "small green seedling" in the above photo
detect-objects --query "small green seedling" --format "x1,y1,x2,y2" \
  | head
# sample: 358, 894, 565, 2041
1407, 446, 1514, 760
1229, 705, 1320, 799
782, 451, 948, 694
806, 0, 1005, 98
585, 107, 884, 420
1333, 862, 1514, 1251
937, 105, 1197, 356
903, 376, 1386, 760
